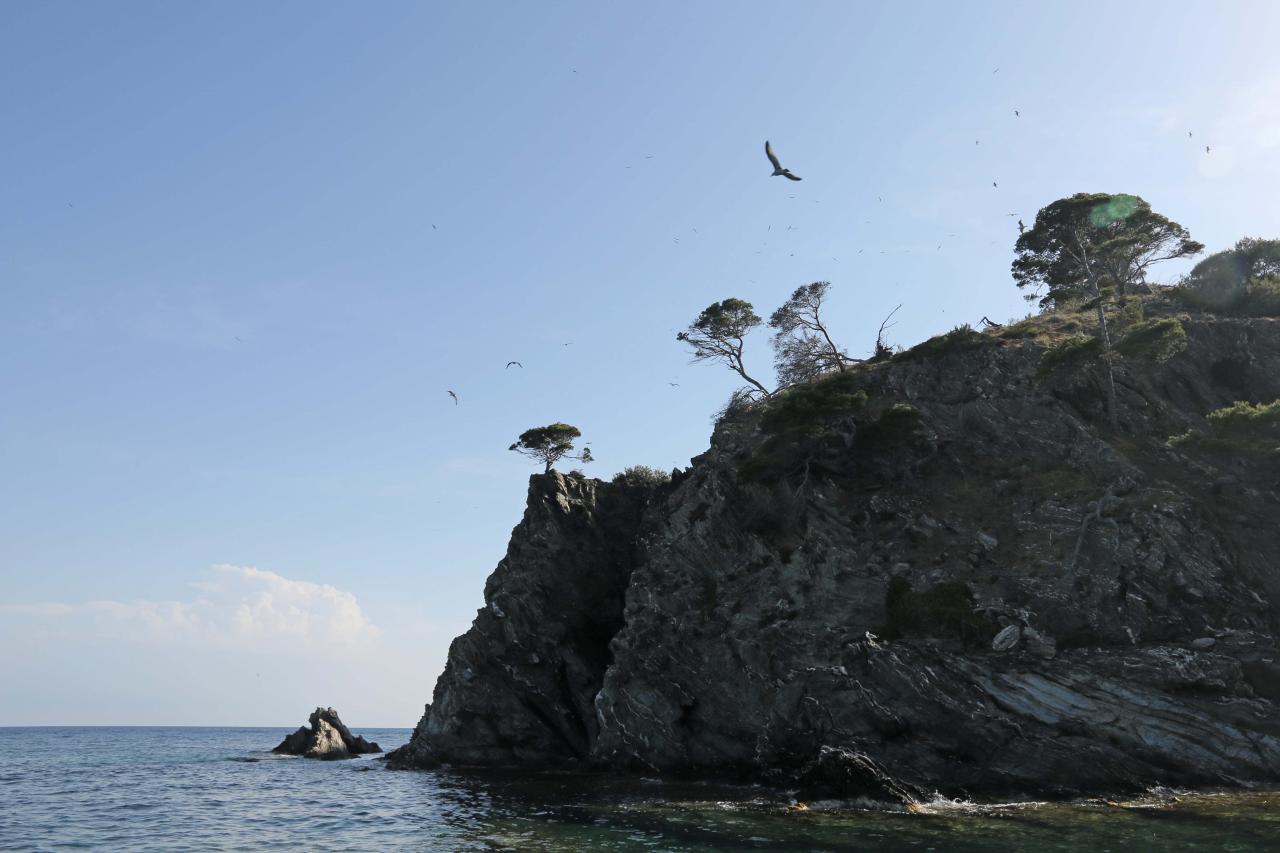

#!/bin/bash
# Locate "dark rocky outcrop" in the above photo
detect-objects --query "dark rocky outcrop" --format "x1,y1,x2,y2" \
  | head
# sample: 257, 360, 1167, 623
273, 707, 381, 759
390, 301, 1280, 802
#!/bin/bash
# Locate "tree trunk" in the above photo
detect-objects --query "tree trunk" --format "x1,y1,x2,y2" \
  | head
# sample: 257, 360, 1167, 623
1095, 300, 1119, 430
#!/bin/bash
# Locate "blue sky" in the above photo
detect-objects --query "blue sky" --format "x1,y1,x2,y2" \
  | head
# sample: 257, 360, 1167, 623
3, 1, 1279, 725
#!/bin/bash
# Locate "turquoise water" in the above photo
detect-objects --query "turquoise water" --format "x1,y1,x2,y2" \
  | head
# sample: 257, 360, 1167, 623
2, 727, 1279, 851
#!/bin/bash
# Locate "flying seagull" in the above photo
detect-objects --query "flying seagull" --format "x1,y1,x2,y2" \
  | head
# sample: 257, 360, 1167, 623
764, 140, 802, 181
506, 361, 522, 369
668, 382, 679, 387
1018, 219, 1026, 234
447, 390, 458, 405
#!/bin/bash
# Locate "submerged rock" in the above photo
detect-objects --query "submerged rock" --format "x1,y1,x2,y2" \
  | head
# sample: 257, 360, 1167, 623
389, 305, 1280, 800
273, 707, 382, 760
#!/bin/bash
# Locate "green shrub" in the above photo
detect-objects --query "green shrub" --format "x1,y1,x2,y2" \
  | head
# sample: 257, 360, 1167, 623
1170, 399, 1280, 456
851, 402, 927, 455
1177, 237, 1280, 317
1114, 316, 1188, 361
1208, 399, 1280, 435
759, 371, 867, 437
898, 324, 987, 361
1036, 335, 1101, 379
611, 465, 672, 488
882, 577, 995, 646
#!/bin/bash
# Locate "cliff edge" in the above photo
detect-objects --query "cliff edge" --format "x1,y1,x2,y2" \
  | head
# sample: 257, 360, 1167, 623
390, 300, 1280, 802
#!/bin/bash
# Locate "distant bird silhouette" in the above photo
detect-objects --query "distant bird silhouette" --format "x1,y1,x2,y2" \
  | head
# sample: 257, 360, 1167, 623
1014, 110, 1020, 117
668, 382, 679, 387
1205, 145, 1211, 154
66, 202, 73, 207
431, 224, 437, 230
975, 140, 980, 145
506, 361, 522, 369
1018, 219, 1026, 234
561, 342, 573, 347
1188, 131, 1193, 138
992, 181, 998, 188
447, 390, 458, 405
764, 140, 802, 181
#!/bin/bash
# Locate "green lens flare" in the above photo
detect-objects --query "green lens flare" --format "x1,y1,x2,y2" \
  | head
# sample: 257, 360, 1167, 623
1089, 194, 1140, 227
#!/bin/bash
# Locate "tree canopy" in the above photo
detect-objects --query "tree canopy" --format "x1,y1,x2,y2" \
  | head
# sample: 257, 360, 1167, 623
1181, 237, 1280, 314
509, 423, 592, 473
677, 298, 772, 397
768, 281, 851, 386
1012, 193, 1203, 307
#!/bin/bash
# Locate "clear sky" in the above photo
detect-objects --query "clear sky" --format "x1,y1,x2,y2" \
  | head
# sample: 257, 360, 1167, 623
3, 1, 1279, 726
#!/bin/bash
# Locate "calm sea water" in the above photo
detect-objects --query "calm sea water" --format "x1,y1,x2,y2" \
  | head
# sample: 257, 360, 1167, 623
2, 727, 1279, 851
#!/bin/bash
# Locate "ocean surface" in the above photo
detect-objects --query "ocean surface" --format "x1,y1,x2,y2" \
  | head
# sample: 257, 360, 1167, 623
2, 727, 1279, 851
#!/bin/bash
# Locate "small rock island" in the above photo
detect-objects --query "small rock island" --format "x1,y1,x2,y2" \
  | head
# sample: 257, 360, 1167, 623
273, 707, 382, 760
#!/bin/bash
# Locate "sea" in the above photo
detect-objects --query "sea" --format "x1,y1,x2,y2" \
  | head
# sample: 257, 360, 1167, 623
2, 726, 1278, 851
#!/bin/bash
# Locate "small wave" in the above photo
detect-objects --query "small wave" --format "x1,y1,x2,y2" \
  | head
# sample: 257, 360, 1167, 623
911, 794, 1050, 815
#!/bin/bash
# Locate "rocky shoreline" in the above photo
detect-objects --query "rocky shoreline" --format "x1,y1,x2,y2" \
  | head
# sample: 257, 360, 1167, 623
389, 306, 1280, 803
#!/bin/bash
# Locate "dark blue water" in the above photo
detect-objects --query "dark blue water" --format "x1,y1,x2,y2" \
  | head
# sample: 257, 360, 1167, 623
2, 727, 1279, 851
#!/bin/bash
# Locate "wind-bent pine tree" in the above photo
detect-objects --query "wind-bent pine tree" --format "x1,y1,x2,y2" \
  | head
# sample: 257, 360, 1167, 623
677, 298, 773, 398
509, 423, 593, 474
768, 281, 853, 386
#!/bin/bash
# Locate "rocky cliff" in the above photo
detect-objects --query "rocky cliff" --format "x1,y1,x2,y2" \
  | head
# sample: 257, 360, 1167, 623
389, 299, 1280, 802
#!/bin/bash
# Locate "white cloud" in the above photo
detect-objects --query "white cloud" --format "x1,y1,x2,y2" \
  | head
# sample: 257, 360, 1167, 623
1, 564, 379, 654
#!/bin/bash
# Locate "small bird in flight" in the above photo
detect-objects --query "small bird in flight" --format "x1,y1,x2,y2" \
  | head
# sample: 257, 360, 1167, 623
1188, 131, 1193, 138
447, 390, 459, 405
561, 342, 573, 347
1014, 109, 1020, 117
764, 140, 802, 181
506, 361, 522, 369
1205, 145, 1211, 154
668, 382, 679, 387
992, 181, 999, 188
1018, 219, 1026, 234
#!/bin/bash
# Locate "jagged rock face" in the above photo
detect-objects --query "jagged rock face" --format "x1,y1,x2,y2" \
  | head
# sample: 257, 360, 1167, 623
388, 473, 652, 768
393, 313, 1280, 800
273, 707, 382, 759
